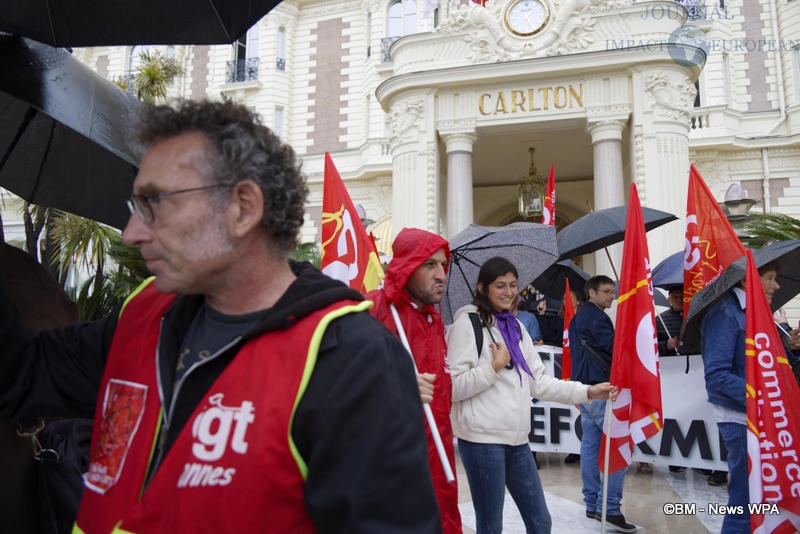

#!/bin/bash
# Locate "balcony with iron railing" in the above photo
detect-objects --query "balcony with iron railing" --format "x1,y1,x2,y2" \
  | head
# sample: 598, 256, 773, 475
381, 36, 400, 63
672, 0, 729, 21
225, 57, 260, 84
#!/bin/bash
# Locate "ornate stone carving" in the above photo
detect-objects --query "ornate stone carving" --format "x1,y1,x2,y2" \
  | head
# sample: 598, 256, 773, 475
644, 73, 696, 123
542, 0, 596, 56
387, 97, 426, 145
437, 1, 517, 62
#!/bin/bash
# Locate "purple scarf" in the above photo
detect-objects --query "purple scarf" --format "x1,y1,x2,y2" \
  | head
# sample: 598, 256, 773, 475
495, 311, 534, 386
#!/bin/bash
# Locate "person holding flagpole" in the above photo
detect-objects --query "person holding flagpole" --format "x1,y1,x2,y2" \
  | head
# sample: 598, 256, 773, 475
447, 256, 615, 534
569, 275, 637, 533
366, 227, 462, 534
700, 261, 782, 533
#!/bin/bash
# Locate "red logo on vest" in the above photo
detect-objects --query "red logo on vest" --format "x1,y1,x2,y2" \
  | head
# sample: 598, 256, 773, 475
85, 379, 148, 494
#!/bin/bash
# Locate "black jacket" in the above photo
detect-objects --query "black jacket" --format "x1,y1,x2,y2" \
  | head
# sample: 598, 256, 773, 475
0, 260, 441, 533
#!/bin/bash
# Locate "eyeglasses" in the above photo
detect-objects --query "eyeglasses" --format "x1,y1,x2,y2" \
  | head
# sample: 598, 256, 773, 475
599, 289, 616, 296
126, 184, 231, 224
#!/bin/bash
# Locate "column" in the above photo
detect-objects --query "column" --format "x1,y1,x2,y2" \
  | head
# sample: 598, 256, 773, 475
442, 131, 476, 238
586, 119, 626, 280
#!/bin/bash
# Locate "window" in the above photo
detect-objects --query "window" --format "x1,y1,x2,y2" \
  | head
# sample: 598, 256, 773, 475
273, 107, 283, 138
228, 26, 260, 83
276, 27, 286, 71
387, 0, 416, 37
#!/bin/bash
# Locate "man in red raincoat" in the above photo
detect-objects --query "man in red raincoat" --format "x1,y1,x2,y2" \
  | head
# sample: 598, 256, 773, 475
367, 227, 461, 534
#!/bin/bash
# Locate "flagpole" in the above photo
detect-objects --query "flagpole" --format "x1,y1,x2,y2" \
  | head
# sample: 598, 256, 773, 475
656, 314, 679, 355
389, 304, 456, 483
600, 398, 613, 534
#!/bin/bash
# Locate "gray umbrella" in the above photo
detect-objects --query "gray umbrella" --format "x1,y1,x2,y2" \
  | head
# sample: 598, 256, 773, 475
682, 239, 800, 347
557, 205, 678, 260
441, 222, 558, 325
0, 35, 142, 229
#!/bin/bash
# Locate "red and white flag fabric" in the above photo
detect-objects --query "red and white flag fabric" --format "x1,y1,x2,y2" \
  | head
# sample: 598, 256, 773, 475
561, 277, 574, 380
542, 164, 556, 226
683, 164, 746, 317
321, 152, 384, 293
744, 250, 800, 533
599, 183, 663, 475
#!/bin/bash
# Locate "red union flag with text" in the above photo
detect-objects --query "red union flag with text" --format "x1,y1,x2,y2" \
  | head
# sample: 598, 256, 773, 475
683, 164, 746, 317
321, 153, 384, 293
542, 164, 556, 226
561, 277, 574, 380
744, 250, 800, 533
600, 183, 663, 474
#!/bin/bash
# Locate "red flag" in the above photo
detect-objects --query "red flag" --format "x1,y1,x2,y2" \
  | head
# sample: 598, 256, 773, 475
599, 183, 663, 475
561, 277, 574, 380
321, 152, 384, 293
744, 251, 800, 533
683, 164, 746, 317
542, 164, 556, 226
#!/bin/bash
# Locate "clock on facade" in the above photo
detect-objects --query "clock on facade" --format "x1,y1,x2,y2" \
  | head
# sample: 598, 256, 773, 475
504, 0, 550, 37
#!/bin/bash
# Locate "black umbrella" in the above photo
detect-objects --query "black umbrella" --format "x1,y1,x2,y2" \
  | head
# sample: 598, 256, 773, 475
0, 0, 282, 47
652, 251, 685, 289
441, 222, 558, 325
557, 205, 678, 260
531, 259, 590, 300
0, 35, 142, 229
683, 240, 800, 347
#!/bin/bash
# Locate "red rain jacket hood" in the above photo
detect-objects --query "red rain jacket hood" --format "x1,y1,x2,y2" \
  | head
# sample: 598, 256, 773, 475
383, 227, 450, 305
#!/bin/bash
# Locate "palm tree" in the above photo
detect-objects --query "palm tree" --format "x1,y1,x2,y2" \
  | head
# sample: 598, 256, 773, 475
743, 212, 800, 245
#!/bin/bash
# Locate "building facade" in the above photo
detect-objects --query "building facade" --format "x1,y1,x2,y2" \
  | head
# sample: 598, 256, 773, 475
67, 0, 800, 311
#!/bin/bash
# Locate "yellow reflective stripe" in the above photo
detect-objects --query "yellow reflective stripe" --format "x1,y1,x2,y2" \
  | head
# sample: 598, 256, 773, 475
111, 521, 136, 533
139, 406, 163, 500
73, 521, 135, 534
118, 276, 157, 320
288, 300, 374, 479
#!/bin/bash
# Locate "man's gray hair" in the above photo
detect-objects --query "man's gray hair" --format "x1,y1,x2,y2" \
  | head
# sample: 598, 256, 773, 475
135, 99, 307, 253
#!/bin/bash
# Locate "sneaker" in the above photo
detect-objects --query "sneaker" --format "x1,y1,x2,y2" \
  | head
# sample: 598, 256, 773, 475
708, 471, 728, 486
586, 511, 600, 520
604, 514, 638, 533
565, 453, 580, 464
668, 465, 686, 472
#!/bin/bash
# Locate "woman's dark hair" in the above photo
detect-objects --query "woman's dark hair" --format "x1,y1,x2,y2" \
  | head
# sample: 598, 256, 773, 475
474, 256, 518, 327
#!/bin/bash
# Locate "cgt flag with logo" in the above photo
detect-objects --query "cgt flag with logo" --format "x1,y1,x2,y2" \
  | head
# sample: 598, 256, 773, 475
744, 250, 800, 533
542, 164, 556, 226
320, 152, 384, 293
561, 277, 574, 380
683, 164, 746, 317
600, 183, 663, 475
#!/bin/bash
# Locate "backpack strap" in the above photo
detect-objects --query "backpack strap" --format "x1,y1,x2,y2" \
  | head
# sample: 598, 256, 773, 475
468, 312, 483, 358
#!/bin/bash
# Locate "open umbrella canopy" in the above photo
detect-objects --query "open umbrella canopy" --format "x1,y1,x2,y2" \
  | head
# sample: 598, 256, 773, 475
557, 205, 678, 260
531, 259, 590, 300
683, 239, 800, 347
0, 0, 283, 47
652, 251, 685, 289
441, 222, 558, 325
0, 35, 142, 229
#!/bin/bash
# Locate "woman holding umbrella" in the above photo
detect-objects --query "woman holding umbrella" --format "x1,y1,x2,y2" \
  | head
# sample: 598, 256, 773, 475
446, 256, 616, 534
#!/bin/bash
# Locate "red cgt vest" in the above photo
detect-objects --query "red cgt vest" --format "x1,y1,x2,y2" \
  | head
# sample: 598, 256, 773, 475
73, 280, 369, 534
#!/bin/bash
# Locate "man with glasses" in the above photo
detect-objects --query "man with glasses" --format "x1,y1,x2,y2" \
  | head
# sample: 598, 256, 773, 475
0, 100, 440, 533
569, 275, 637, 533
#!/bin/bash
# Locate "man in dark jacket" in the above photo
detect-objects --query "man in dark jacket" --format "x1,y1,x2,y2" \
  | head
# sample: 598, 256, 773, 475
657, 285, 684, 356
569, 275, 636, 533
366, 228, 461, 534
0, 100, 441, 533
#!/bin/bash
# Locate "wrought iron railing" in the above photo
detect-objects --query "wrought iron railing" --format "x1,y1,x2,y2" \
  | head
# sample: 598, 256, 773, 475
381, 36, 400, 63
225, 57, 260, 83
